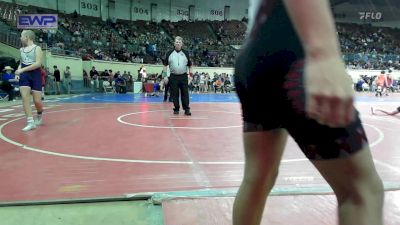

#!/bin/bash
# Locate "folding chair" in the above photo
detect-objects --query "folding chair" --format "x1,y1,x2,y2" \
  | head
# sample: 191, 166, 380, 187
0, 81, 9, 101
103, 81, 115, 93
362, 83, 370, 92
0, 92, 9, 101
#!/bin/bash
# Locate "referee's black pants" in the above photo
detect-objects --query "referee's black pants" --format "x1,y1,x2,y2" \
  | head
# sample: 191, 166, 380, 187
169, 74, 190, 111
163, 80, 171, 101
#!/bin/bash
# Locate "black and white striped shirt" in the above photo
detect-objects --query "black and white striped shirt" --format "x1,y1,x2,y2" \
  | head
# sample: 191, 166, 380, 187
163, 49, 192, 75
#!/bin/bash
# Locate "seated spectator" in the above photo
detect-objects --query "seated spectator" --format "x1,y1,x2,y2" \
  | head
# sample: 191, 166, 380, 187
224, 78, 232, 93
362, 82, 370, 92
115, 75, 127, 94
355, 79, 365, 92
100, 69, 109, 81
0, 66, 18, 101
192, 72, 200, 93
214, 79, 223, 93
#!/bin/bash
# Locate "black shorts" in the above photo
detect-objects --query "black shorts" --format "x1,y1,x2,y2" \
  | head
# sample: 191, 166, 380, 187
19, 64, 42, 91
234, 49, 368, 160
397, 106, 400, 112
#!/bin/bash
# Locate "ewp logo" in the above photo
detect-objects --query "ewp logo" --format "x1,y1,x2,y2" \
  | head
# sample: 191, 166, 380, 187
17, 14, 58, 29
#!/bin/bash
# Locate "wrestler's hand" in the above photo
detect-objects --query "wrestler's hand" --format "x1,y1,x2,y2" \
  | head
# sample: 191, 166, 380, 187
304, 55, 355, 128
15, 69, 23, 76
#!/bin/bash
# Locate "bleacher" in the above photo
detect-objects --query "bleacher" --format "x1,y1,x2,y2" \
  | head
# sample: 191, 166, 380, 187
0, 1, 399, 69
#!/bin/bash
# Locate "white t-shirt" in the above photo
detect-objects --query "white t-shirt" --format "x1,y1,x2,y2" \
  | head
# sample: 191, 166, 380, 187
140, 68, 147, 78
200, 74, 206, 84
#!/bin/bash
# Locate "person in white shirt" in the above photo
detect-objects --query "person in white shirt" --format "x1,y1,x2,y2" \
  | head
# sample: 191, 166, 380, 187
15, 30, 44, 131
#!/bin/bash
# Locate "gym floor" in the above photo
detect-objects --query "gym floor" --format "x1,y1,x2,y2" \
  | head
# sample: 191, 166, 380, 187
0, 92, 399, 224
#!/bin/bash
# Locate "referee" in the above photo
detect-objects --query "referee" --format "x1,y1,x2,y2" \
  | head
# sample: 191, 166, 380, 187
163, 36, 193, 116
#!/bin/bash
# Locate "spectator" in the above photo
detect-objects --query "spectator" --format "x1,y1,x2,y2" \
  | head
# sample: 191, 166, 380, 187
64, 66, 72, 94
89, 66, 99, 92
115, 74, 127, 94
83, 69, 89, 88
53, 65, 61, 94
0, 66, 18, 101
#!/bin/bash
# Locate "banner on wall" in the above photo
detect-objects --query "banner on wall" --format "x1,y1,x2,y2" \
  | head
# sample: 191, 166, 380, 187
17, 14, 58, 29
172, 6, 189, 21
79, 0, 100, 17
209, 8, 224, 19
132, 4, 151, 20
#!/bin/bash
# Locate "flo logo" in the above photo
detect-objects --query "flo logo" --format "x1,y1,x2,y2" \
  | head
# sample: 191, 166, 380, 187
359, 12, 383, 20
17, 14, 58, 29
